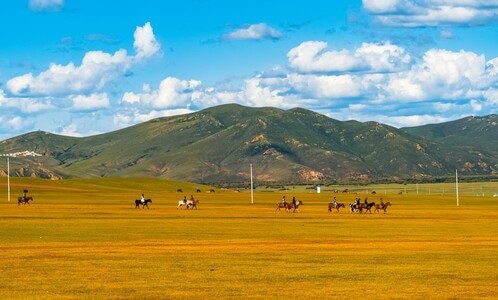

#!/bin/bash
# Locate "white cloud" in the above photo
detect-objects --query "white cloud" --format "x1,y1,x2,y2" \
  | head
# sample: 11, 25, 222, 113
29, 0, 64, 12
224, 23, 284, 40
363, 0, 498, 27
6, 23, 159, 97
361, 0, 399, 13
287, 41, 410, 73
288, 74, 360, 99
122, 91, 141, 104
381, 114, 453, 128
7, 49, 130, 96
59, 123, 82, 137
8, 116, 32, 131
113, 108, 193, 128
71, 93, 110, 110
469, 99, 483, 112
382, 49, 486, 102
133, 22, 160, 59
121, 77, 202, 109
0, 90, 54, 113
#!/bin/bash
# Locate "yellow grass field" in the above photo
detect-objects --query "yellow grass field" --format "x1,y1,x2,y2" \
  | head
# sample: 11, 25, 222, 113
0, 178, 497, 299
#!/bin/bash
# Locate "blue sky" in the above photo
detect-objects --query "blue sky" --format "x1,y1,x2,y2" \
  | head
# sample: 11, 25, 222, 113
1, 0, 498, 141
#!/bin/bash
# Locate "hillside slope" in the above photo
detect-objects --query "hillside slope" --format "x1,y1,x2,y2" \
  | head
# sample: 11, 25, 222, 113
1, 104, 497, 183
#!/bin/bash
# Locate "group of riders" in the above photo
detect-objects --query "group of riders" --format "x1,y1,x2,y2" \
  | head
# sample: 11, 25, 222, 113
280, 196, 299, 209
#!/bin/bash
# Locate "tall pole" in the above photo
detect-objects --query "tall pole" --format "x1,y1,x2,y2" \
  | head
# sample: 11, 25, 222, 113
7, 156, 10, 202
2, 151, 42, 202
456, 169, 459, 206
250, 164, 254, 204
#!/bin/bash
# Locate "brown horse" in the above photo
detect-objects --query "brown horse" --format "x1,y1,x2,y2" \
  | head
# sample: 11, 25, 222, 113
328, 202, 345, 213
18, 196, 33, 206
187, 199, 199, 210
275, 201, 303, 212
361, 202, 376, 214
374, 202, 391, 214
275, 202, 287, 211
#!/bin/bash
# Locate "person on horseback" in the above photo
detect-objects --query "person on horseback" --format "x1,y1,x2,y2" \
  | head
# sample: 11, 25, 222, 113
292, 196, 296, 209
364, 198, 368, 205
141, 194, 145, 203
333, 197, 338, 208
23, 189, 28, 203
183, 196, 187, 204
282, 196, 287, 206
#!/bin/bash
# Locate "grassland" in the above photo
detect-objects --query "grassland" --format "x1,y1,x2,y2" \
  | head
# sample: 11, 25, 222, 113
0, 178, 497, 299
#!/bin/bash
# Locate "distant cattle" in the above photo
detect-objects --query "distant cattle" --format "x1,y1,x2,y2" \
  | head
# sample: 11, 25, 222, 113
196, 189, 201, 193
209, 189, 215, 193
177, 189, 183, 193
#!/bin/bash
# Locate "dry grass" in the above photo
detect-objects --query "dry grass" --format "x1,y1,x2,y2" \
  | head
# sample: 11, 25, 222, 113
0, 178, 497, 299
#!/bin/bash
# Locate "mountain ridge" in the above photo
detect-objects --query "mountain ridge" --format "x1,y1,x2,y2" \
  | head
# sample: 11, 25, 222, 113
1, 104, 497, 183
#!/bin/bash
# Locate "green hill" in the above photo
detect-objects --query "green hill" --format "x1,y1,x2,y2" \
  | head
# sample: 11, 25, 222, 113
1, 104, 497, 183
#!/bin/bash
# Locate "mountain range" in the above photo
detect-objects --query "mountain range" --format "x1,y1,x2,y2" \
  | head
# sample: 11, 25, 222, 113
1, 104, 497, 184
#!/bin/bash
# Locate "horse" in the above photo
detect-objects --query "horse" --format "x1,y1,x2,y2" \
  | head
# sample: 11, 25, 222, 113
350, 201, 375, 214
350, 203, 362, 213
275, 202, 288, 212
361, 202, 376, 214
18, 196, 34, 206
187, 199, 199, 210
291, 200, 303, 213
328, 202, 345, 213
374, 202, 391, 214
135, 199, 152, 209
177, 200, 188, 209
275, 200, 302, 212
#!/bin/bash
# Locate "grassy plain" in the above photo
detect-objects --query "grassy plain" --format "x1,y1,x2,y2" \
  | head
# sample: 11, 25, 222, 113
0, 178, 497, 299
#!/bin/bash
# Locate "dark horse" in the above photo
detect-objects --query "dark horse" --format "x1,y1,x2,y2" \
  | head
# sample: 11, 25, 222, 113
135, 199, 152, 209
328, 202, 345, 213
18, 196, 34, 206
360, 202, 376, 213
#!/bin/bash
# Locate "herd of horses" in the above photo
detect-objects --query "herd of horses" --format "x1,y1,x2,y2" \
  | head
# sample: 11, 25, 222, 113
328, 200, 392, 214
274, 199, 391, 214
16, 193, 390, 214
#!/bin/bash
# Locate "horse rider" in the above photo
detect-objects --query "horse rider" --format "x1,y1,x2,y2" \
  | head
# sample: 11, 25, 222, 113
183, 196, 187, 204
282, 196, 287, 206
364, 198, 368, 205
141, 194, 145, 203
23, 189, 28, 203
292, 196, 297, 209
333, 197, 338, 208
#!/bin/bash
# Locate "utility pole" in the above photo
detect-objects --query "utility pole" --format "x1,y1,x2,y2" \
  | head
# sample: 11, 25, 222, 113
250, 164, 254, 204
1, 151, 42, 202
